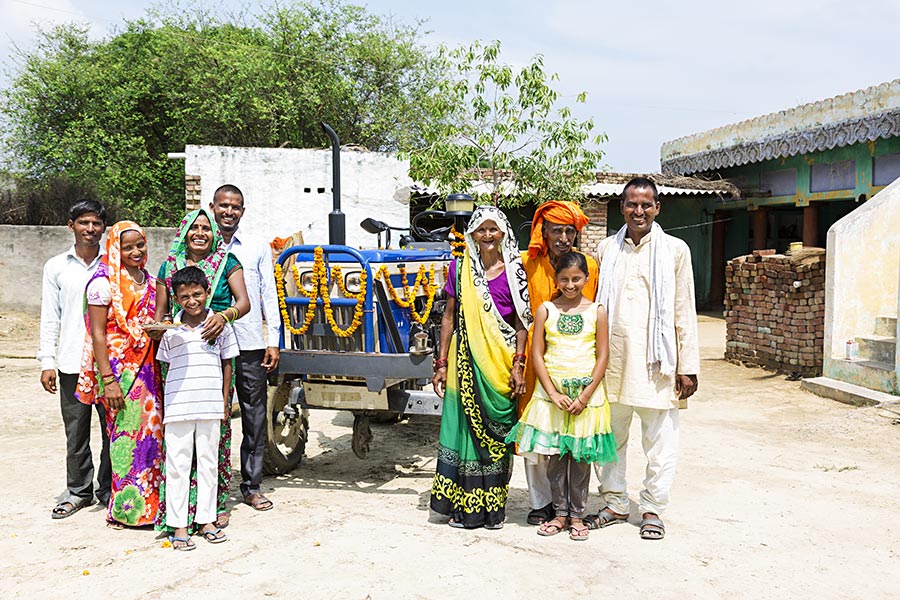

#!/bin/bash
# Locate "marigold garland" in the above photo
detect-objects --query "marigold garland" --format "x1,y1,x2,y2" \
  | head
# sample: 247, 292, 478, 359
375, 263, 439, 324
275, 262, 316, 336
275, 247, 367, 338
449, 225, 466, 258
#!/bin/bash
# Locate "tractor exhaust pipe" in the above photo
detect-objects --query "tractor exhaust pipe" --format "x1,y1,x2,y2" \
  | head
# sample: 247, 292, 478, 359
321, 122, 345, 245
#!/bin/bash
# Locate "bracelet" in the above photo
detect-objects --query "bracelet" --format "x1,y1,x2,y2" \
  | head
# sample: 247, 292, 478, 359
513, 353, 527, 365
226, 306, 239, 322
434, 358, 448, 371
101, 373, 117, 385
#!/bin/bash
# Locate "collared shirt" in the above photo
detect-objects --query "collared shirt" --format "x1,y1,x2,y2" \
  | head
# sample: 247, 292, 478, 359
596, 230, 700, 409
224, 227, 280, 351
157, 310, 240, 424
38, 246, 104, 374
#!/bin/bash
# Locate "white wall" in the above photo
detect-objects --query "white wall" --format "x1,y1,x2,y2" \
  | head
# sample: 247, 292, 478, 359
0, 225, 177, 314
184, 145, 413, 249
823, 177, 900, 394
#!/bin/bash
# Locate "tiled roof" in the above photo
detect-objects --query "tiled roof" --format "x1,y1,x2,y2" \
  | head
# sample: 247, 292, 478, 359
661, 79, 900, 175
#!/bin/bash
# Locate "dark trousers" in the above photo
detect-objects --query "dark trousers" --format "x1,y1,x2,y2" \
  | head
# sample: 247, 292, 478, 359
547, 454, 591, 519
59, 372, 111, 504
234, 350, 268, 497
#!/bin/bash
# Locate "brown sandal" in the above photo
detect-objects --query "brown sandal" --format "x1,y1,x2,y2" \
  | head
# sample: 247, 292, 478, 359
243, 493, 274, 511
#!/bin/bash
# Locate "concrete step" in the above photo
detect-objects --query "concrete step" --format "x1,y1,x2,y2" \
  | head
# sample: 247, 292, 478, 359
875, 315, 898, 337
802, 376, 899, 407
856, 335, 897, 364
854, 359, 896, 372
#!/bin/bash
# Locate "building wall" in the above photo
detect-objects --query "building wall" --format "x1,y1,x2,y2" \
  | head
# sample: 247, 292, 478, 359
0, 225, 177, 314
823, 178, 900, 395
683, 137, 900, 308
580, 200, 608, 254
183, 145, 415, 249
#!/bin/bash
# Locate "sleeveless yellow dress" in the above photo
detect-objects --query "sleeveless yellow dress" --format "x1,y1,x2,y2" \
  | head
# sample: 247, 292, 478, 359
507, 301, 617, 463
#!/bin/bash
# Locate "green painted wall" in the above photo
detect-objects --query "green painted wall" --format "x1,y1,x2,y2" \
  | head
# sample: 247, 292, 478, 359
606, 197, 713, 305
687, 136, 900, 308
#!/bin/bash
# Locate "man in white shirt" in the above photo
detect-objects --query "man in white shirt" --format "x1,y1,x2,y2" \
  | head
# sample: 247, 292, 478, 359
38, 200, 112, 519
590, 178, 700, 540
210, 184, 280, 512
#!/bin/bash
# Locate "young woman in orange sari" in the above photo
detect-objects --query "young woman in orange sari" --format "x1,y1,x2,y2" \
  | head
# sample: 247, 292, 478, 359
77, 221, 163, 528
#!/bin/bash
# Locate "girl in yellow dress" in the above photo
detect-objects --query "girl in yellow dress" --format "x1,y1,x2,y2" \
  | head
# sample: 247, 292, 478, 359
507, 251, 617, 541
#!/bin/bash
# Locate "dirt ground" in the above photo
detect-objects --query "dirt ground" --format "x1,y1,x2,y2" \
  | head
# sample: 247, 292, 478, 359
1, 311, 899, 600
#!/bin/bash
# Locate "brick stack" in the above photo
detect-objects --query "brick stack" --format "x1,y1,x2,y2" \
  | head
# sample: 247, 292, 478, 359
724, 248, 826, 376
185, 174, 202, 211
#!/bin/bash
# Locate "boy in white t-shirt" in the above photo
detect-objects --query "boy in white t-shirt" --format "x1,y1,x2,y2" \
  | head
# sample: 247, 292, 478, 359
157, 266, 239, 551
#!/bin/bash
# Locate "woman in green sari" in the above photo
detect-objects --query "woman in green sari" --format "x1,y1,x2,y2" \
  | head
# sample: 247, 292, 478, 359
430, 206, 532, 529
153, 208, 250, 531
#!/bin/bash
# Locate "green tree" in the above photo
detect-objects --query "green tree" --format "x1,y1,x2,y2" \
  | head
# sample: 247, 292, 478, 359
403, 40, 606, 207
0, 1, 438, 225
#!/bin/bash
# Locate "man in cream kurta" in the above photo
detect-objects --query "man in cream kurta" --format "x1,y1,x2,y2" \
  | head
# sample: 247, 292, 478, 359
590, 177, 699, 540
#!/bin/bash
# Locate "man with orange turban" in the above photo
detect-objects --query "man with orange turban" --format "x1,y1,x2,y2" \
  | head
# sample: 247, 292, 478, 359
519, 200, 599, 526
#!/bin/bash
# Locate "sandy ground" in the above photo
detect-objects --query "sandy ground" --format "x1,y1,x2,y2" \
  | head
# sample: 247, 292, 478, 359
1, 311, 899, 600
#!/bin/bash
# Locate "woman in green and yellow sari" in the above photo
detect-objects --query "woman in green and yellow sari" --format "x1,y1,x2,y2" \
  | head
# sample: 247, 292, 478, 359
153, 208, 250, 531
430, 206, 532, 529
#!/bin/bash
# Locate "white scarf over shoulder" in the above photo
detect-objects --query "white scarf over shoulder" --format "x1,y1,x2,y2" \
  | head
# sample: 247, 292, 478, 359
597, 222, 678, 378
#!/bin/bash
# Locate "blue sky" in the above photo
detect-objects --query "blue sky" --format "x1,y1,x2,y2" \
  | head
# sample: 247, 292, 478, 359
2, 0, 898, 172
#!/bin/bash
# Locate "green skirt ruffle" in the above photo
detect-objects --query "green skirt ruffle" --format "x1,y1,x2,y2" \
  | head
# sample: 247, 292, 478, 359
507, 421, 617, 463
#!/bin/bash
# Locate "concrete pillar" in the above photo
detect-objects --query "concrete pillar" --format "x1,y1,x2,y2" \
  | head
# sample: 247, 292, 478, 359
752, 208, 768, 250
803, 203, 819, 247
709, 209, 727, 306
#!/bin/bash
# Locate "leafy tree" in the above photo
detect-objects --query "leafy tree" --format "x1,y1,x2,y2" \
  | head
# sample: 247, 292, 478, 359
0, 1, 438, 225
403, 40, 606, 207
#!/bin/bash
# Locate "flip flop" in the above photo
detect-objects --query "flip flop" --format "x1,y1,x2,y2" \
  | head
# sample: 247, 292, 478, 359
537, 517, 567, 537
639, 514, 665, 540
51, 497, 93, 520
242, 493, 274, 511
200, 528, 229, 544
215, 513, 230, 529
583, 507, 628, 530
168, 535, 196, 551
569, 522, 590, 542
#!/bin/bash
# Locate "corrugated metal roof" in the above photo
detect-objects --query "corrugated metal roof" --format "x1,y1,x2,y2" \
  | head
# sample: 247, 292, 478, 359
583, 182, 727, 198
407, 181, 728, 200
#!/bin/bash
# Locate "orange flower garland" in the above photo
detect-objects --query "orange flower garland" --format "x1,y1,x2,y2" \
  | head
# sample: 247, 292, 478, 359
275, 247, 367, 338
375, 263, 440, 324
275, 262, 316, 336
449, 225, 466, 258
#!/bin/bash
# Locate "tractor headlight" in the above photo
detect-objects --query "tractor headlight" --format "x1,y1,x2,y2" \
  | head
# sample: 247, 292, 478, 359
344, 271, 362, 294
299, 271, 315, 292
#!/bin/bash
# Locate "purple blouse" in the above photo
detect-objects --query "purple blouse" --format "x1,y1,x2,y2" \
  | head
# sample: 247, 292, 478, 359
445, 259, 516, 325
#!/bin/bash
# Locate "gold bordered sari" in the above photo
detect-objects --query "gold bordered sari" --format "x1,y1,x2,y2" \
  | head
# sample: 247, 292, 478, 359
430, 207, 531, 528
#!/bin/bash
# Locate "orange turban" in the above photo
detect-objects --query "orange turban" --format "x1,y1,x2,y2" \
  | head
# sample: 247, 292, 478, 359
527, 200, 590, 258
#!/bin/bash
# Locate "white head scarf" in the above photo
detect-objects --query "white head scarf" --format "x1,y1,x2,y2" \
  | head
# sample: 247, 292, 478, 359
463, 206, 532, 336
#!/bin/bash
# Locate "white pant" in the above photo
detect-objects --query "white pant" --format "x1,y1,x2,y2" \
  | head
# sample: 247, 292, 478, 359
595, 403, 679, 516
525, 455, 553, 509
165, 419, 221, 528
